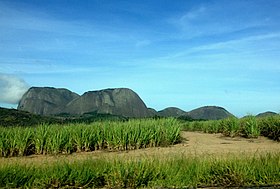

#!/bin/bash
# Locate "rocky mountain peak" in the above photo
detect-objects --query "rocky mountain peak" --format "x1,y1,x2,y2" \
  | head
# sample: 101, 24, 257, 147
18, 87, 151, 118
18, 87, 79, 115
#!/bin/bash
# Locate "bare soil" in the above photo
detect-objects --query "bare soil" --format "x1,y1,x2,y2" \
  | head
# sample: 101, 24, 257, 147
1, 132, 279, 165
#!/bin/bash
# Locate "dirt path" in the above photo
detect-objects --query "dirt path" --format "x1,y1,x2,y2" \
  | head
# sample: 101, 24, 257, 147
1, 132, 279, 165
181, 131, 280, 154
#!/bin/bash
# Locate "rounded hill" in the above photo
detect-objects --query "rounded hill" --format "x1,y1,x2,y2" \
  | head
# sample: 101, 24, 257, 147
185, 106, 233, 120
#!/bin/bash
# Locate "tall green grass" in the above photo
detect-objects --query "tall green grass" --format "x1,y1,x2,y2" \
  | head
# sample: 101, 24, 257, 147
0, 118, 181, 157
181, 115, 280, 140
259, 115, 280, 141
0, 153, 279, 188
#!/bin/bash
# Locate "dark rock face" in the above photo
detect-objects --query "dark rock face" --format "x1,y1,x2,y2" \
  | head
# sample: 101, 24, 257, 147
158, 107, 186, 117
147, 108, 158, 117
18, 87, 150, 118
186, 106, 233, 120
256, 111, 277, 118
18, 87, 80, 115
65, 88, 150, 118
17, 87, 235, 119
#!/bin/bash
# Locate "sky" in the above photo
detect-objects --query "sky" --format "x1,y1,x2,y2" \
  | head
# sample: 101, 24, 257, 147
0, 0, 280, 117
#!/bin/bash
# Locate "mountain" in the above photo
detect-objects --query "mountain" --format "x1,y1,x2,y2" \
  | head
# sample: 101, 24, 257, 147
18, 87, 80, 115
18, 87, 150, 118
147, 108, 158, 117
65, 88, 150, 118
256, 111, 278, 118
158, 107, 186, 117
17, 87, 235, 119
157, 106, 234, 120
185, 106, 233, 120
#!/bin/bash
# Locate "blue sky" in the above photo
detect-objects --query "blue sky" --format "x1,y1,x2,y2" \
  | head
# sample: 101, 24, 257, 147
0, 0, 280, 116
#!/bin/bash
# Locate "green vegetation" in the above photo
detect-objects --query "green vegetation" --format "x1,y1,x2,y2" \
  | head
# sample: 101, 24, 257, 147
0, 153, 279, 188
0, 118, 181, 157
0, 107, 63, 127
181, 115, 280, 141
1, 109, 279, 188
1, 107, 279, 142
240, 116, 261, 138
0, 107, 127, 127
260, 115, 280, 141
1, 110, 279, 158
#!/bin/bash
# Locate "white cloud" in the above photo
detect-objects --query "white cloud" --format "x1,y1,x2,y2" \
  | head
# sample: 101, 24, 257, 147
0, 74, 30, 104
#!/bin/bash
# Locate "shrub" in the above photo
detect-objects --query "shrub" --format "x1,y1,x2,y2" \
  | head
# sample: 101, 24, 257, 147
259, 115, 280, 141
240, 116, 260, 138
220, 117, 240, 137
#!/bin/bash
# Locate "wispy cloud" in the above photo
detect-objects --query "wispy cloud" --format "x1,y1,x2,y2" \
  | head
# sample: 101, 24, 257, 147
0, 73, 30, 104
179, 6, 206, 22
0, 1, 113, 38
0, 0, 159, 67
0, 0, 141, 54
0, 58, 106, 75
162, 32, 280, 60
122, 32, 280, 78
169, 1, 273, 39
0, 0, 279, 116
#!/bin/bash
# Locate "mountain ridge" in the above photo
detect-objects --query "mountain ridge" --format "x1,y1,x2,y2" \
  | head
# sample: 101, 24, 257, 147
158, 106, 233, 120
17, 86, 236, 120
18, 87, 151, 118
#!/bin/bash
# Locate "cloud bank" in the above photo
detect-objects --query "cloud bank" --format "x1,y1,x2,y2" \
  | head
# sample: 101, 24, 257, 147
0, 74, 30, 104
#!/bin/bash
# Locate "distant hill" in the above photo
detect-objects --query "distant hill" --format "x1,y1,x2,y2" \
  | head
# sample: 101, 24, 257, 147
156, 106, 234, 120
185, 106, 233, 120
256, 111, 278, 118
158, 107, 186, 117
18, 87, 151, 118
